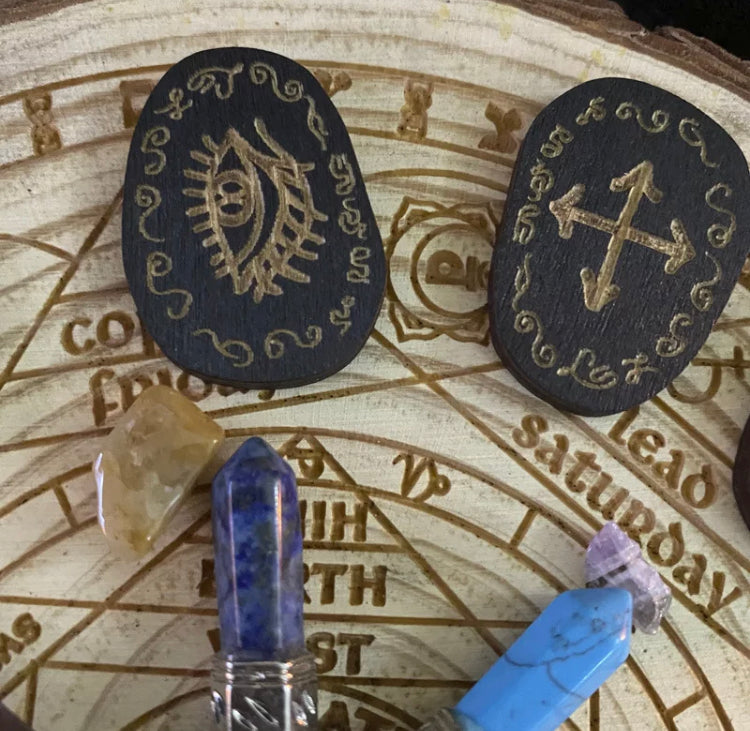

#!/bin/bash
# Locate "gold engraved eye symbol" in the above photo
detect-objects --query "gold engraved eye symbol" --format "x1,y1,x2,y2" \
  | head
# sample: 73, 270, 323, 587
212, 167, 264, 229
183, 118, 328, 303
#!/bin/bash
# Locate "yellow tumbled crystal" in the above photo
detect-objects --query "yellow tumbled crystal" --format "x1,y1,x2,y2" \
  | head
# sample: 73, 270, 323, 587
93, 385, 224, 556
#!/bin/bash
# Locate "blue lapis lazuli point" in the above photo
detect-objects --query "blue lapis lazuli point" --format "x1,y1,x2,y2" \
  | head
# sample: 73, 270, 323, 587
454, 588, 632, 731
211, 437, 305, 660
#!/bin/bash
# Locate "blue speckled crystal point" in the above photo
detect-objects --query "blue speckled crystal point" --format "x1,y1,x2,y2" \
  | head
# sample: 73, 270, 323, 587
211, 437, 305, 660
452, 588, 632, 731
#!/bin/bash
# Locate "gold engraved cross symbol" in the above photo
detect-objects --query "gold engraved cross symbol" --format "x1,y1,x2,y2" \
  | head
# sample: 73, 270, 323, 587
549, 161, 695, 312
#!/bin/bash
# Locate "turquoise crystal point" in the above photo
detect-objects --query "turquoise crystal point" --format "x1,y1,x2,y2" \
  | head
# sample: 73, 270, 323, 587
211, 437, 305, 660
451, 588, 632, 731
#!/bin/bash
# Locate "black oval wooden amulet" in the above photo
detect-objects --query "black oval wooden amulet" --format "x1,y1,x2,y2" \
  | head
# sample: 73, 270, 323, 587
489, 77, 750, 416
123, 48, 384, 388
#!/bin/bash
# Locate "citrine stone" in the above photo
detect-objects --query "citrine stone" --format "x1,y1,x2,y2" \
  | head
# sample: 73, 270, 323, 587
94, 385, 223, 556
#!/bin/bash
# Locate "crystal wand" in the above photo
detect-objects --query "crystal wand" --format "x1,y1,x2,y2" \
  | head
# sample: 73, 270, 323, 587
210, 438, 318, 730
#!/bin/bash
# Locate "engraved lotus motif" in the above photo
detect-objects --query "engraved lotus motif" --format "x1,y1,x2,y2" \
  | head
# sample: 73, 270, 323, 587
183, 120, 328, 302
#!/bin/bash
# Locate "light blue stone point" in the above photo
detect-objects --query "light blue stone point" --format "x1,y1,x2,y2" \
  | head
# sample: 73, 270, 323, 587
211, 437, 305, 660
454, 588, 632, 731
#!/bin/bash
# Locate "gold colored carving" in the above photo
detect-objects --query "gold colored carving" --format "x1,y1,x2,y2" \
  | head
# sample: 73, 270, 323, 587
119, 78, 156, 128
285, 447, 326, 480
329, 296, 356, 336
679, 118, 719, 168
312, 69, 352, 97
0, 613, 41, 669
249, 62, 329, 150
527, 159, 554, 202
512, 203, 540, 245
22, 92, 62, 156
557, 348, 618, 390
424, 250, 488, 291
338, 198, 368, 239
540, 123, 573, 158
622, 353, 660, 385
615, 102, 670, 133
705, 183, 736, 248
183, 120, 328, 302
347, 246, 372, 283
549, 161, 695, 312
154, 88, 193, 120
141, 126, 170, 175
193, 328, 254, 367
655, 313, 693, 358
575, 96, 606, 125
135, 184, 165, 243
329, 154, 356, 196
396, 79, 433, 139
145, 251, 193, 320
512, 254, 557, 368
264, 326, 323, 358
393, 453, 451, 502
478, 102, 522, 153
385, 198, 497, 344
668, 366, 722, 404
187, 62, 244, 99
690, 253, 722, 312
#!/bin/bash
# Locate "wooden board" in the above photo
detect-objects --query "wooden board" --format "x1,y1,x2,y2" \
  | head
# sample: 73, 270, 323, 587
0, 1, 748, 728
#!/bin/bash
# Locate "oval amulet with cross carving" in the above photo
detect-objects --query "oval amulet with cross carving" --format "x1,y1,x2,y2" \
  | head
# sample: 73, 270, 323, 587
489, 77, 750, 416
122, 48, 384, 388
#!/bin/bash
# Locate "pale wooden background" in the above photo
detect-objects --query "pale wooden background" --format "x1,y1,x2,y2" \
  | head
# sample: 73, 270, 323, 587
0, 1, 748, 729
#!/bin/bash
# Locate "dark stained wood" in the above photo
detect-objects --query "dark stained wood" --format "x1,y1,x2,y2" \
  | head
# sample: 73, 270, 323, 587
489, 77, 750, 416
122, 47, 384, 389
0, 703, 32, 731
733, 415, 750, 532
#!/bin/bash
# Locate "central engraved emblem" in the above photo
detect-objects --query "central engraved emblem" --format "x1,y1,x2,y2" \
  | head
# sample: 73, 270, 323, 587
549, 161, 695, 312
183, 119, 328, 302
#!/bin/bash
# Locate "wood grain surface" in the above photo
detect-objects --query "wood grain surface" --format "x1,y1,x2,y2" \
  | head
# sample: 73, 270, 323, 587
0, 1, 749, 729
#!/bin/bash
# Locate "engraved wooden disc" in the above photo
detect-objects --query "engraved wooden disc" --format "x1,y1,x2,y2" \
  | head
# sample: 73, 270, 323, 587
122, 47, 385, 388
489, 77, 750, 416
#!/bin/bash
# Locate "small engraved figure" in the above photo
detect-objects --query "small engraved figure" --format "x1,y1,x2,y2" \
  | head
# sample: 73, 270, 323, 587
479, 102, 522, 153
396, 79, 433, 139
23, 92, 62, 156
119, 79, 156, 128
312, 69, 353, 97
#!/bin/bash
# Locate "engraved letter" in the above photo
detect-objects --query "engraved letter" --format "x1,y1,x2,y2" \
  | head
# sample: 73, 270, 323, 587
349, 565, 387, 606
337, 633, 375, 675
306, 632, 337, 673
310, 563, 348, 604
647, 522, 685, 567
331, 501, 368, 542
511, 414, 548, 449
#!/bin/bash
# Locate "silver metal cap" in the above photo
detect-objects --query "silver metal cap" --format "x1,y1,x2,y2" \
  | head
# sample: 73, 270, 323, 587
210, 652, 318, 730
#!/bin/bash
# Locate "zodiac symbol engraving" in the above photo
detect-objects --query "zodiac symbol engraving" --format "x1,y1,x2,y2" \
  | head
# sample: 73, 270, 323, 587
397, 79, 433, 139
478, 102, 522, 153
549, 161, 695, 312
